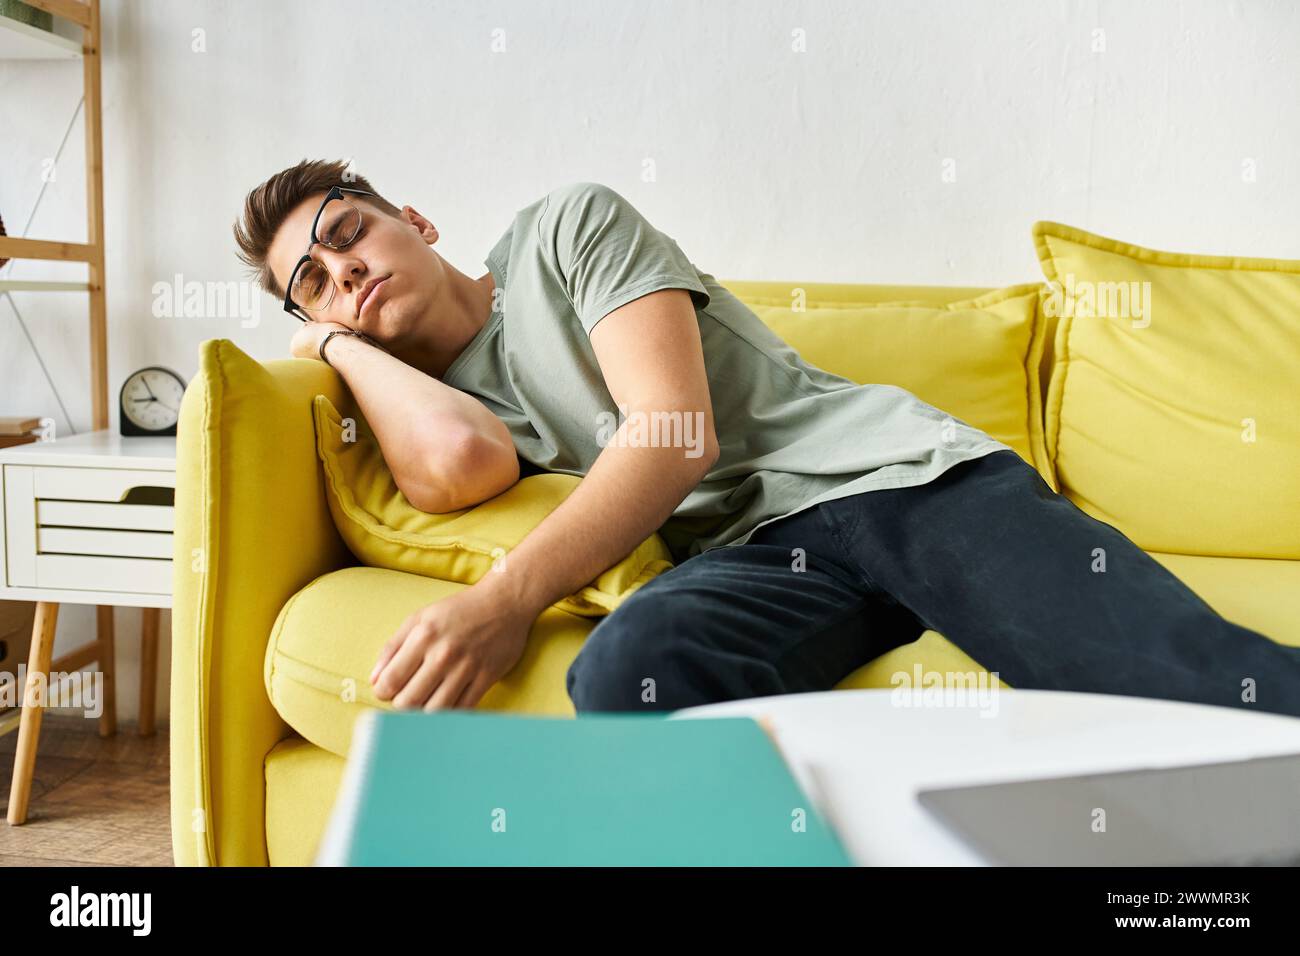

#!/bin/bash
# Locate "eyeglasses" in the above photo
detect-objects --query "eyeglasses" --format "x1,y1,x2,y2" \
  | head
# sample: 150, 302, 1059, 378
282, 185, 377, 322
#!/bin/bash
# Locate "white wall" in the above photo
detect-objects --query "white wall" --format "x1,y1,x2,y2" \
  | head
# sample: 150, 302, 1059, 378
2, 0, 1298, 721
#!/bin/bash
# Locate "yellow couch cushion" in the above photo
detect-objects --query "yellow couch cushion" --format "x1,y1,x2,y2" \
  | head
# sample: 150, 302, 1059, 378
1144, 551, 1300, 649
735, 283, 1054, 488
1035, 222, 1300, 558
312, 394, 673, 616
264, 546, 1299, 867
264, 565, 1012, 775
264, 565, 594, 758
721, 279, 994, 308
265, 735, 346, 866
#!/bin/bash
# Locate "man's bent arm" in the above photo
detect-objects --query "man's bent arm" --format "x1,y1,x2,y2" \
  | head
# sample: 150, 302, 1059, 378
322, 333, 519, 511
478, 288, 719, 615
489, 425, 716, 613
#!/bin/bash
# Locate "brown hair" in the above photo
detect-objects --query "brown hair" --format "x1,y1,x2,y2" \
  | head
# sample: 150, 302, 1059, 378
233, 158, 403, 297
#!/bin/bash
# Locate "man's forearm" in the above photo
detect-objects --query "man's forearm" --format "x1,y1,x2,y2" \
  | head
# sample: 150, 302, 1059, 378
322, 333, 514, 504
480, 430, 716, 614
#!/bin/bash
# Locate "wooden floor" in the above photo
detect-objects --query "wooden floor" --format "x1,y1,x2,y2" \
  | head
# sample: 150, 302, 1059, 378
0, 712, 172, 866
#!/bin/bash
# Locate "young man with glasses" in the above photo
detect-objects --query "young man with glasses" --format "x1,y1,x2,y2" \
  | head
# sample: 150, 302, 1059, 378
233, 159, 1300, 718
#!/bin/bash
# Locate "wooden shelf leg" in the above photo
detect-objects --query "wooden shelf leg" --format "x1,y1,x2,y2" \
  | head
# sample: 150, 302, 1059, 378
84, 0, 109, 434
7, 601, 59, 826
97, 605, 116, 738
138, 607, 159, 737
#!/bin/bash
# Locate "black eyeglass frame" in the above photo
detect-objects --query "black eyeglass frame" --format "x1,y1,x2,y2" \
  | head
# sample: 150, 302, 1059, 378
282, 185, 377, 322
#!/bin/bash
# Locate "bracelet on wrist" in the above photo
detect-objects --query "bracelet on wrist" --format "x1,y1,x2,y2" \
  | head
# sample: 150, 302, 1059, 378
319, 329, 386, 367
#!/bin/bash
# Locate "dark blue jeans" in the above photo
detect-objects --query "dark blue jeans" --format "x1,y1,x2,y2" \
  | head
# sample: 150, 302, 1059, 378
566, 450, 1300, 718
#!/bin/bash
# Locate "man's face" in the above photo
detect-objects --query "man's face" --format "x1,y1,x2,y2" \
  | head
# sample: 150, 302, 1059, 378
267, 193, 442, 344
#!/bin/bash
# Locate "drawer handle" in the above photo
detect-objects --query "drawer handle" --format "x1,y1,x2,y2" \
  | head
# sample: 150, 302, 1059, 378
120, 486, 174, 506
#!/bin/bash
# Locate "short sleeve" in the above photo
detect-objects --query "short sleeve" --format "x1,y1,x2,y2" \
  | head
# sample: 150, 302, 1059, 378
543, 182, 710, 334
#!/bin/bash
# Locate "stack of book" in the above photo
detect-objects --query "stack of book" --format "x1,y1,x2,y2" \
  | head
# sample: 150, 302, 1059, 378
0, 416, 44, 450
0, 1, 55, 33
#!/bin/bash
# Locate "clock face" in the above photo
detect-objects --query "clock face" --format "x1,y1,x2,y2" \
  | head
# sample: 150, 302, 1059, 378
121, 368, 185, 432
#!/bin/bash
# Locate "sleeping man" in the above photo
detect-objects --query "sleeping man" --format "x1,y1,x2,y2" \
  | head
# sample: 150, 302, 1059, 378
232, 159, 1300, 717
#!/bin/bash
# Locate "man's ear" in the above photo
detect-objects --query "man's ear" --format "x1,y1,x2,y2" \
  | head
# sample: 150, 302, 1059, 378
400, 205, 438, 245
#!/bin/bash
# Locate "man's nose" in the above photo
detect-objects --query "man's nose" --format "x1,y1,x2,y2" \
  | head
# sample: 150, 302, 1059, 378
319, 246, 365, 293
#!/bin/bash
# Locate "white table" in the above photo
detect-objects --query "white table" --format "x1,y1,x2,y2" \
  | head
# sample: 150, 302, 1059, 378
671, 689, 1300, 865
0, 430, 176, 824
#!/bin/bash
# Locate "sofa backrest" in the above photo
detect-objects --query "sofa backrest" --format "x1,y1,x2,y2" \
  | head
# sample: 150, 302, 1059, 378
721, 279, 1060, 413
720, 278, 1058, 487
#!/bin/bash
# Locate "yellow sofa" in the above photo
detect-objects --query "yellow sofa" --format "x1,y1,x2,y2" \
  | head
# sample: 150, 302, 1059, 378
170, 275, 1300, 867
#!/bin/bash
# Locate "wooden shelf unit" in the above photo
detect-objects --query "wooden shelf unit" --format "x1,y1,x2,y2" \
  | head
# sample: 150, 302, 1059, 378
0, 0, 107, 430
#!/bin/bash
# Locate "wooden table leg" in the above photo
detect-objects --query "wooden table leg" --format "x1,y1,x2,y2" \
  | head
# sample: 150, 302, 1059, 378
7, 601, 58, 826
138, 607, 159, 737
97, 605, 117, 738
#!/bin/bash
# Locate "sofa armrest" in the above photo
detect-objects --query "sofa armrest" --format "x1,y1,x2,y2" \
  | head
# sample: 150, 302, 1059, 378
170, 339, 354, 866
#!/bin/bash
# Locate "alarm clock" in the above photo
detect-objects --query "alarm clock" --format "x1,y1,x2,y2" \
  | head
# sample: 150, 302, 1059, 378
119, 366, 186, 437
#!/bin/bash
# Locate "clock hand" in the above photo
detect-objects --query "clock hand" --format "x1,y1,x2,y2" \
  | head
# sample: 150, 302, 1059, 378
142, 377, 158, 400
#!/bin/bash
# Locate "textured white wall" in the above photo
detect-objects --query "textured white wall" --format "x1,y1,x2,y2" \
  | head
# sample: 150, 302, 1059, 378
1, 0, 1297, 721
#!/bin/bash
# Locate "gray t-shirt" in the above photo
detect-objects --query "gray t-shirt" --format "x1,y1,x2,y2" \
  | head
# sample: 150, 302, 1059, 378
441, 182, 1014, 563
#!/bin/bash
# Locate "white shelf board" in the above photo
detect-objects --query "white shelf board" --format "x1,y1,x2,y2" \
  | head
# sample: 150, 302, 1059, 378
0, 15, 82, 59
0, 584, 172, 608
0, 279, 90, 293
0, 430, 177, 470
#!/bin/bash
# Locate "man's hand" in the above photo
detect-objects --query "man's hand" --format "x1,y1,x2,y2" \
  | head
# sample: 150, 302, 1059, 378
369, 578, 539, 711
290, 319, 351, 361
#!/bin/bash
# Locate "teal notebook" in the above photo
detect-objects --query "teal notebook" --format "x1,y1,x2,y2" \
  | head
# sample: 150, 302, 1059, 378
316, 710, 852, 866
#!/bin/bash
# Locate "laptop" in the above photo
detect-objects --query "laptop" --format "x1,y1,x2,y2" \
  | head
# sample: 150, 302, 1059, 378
916, 752, 1300, 866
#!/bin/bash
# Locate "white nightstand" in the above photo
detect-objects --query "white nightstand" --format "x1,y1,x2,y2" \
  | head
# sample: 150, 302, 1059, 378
0, 429, 176, 825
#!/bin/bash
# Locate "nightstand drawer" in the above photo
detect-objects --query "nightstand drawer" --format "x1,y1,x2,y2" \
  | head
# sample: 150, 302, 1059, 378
33, 466, 175, 503
37, 527, 173, 559
37, 500, 174, 532
3, 463, 175, 594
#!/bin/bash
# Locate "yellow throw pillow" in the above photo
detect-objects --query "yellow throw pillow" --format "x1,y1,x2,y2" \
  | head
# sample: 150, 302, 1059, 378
1035, 221, 1300, 558
311, 394, 674, 615
736, 283, 1054, 488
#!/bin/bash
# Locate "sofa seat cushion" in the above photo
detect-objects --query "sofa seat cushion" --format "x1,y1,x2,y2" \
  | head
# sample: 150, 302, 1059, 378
264, 565, 1012, 763
265, 735, 346, 867
265, 553, 1293, 816
261, 552, 1296, 867
264, 566, 595, 758
836, 630, 1010, 693
1144, 551, 1300, 648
